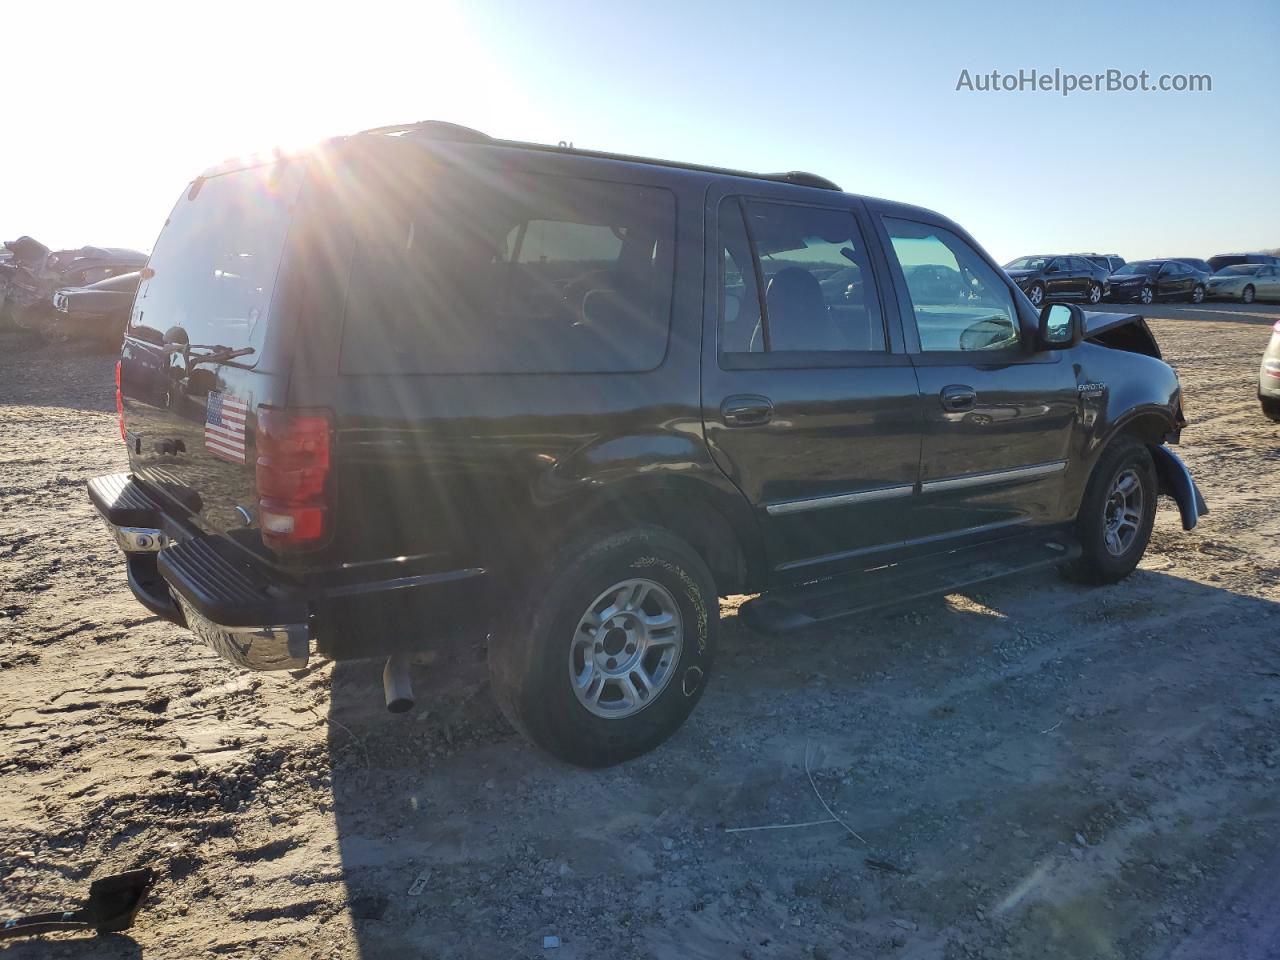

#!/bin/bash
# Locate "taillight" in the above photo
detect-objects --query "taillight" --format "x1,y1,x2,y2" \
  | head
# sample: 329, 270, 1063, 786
115, 360, 125, 441
255, 407, 333, 550
1273, 320, 1280, 334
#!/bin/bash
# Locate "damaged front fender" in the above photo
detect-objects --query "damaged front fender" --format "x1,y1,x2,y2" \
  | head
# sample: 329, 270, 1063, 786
1149, 445, 1208, 531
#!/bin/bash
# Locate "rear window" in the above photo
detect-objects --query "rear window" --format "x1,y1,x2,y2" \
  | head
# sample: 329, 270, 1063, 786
130, 163, 302, 355
338, 167, 675, 374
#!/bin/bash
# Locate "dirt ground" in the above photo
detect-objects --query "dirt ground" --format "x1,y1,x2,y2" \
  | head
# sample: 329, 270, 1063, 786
3, 305, 1280, 960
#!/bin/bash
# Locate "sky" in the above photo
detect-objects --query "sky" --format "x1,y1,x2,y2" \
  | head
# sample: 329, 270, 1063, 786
2, 0, 1276, 265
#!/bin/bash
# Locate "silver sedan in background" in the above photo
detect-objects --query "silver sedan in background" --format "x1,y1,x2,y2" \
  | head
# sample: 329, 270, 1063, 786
1207, 263, 1280, 303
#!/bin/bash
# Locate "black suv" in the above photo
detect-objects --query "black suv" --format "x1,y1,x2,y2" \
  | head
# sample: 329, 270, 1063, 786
89, 123, 1206, 766
1003, 255, 1111, 307
1077, 253, 1126, 275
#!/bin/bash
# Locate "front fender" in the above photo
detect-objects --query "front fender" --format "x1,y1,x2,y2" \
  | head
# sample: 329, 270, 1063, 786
1149, 445, 1208, 531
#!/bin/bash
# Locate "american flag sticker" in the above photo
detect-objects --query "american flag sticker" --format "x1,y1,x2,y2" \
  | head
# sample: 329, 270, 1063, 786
205, 392, 250, 463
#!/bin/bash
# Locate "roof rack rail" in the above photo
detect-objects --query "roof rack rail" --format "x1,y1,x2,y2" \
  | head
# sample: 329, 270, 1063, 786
766, 171, 841, 190
356, 120, 493, 142
357, 121, 841, 191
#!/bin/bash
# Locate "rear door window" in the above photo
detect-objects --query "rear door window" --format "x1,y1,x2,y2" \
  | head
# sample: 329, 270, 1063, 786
338, 168, 675, 374
130, 163, 302, 358
718, 197, 886, 357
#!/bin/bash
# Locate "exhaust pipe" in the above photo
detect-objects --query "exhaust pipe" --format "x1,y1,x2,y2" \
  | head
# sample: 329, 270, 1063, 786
382, 654, 414, 713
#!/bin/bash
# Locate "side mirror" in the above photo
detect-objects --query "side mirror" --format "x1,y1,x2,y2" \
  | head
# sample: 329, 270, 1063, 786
1038, 302, 1082, 350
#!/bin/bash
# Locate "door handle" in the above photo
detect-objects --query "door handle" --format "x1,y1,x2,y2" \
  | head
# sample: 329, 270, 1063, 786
940, 385, 977, 412
722, 395, 774, 427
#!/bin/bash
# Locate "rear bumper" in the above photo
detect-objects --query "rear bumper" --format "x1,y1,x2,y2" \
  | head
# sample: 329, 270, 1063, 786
88, 473, 486, 670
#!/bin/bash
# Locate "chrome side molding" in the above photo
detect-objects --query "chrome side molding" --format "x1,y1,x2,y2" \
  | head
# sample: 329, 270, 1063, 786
765, 483, 915, 516
920, 460, 1067, 494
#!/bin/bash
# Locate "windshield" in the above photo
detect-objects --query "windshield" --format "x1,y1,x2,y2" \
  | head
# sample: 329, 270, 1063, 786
1005, 257, 1048, 270
1114, 263, 1160, 277
1215, 264, 1263, 276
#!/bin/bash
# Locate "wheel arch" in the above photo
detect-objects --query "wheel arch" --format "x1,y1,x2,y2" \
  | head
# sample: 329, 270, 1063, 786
535, 475, 767, 597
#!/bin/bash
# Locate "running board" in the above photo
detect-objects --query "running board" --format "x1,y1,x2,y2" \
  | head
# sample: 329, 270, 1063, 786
739, 533, 1080, 634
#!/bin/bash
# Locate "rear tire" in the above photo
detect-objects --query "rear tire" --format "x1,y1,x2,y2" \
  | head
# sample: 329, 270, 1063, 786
1028, 282, 1045, 307
1262, 396, 1280, 423
1243, 285, 1256, 304
1191, 285, 1205, 304
1139, 285, 1154, 305
1087, 282, 1102, 304
1064, 438, 1157, 585
488, 526, 717, 767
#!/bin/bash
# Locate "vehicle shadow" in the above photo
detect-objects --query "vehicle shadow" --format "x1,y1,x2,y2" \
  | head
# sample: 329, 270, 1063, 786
324, 567, 1280, 959
0, 933, 142, 959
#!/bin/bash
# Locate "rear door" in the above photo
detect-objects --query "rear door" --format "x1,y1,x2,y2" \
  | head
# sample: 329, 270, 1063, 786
1260, 266, 1280, 298
1044, 257, 1073, 299
701, 185, 922, 579
873, 211, 1079, 544
121, 160, 306, 563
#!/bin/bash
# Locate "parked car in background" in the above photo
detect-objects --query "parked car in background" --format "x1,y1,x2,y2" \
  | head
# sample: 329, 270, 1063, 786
88, 121, 1205, 767
1076, 253, 1126, 275
1107, 259, 1207, 304
1207, 263, 1280, 304
1208, 252, 1280, 273
1004, 254, 1110, 306
1259, 320, 1280, 421
50, 271, 141, 342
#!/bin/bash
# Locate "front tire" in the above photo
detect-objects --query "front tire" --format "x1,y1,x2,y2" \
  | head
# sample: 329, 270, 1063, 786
1028, 282, 1045, 308
1191, 284, 1205, 304
1243, 285, 1256, 304
1087, 282, 1102, 304
488, 527, 717, 767
1262, 396, 1280, 422
1139, 285, 1154, 305
1065, 438, 1158, 585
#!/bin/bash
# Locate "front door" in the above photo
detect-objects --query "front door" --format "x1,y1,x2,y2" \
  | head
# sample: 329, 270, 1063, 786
874, 211, 1079, 544
701, 187, 922, 579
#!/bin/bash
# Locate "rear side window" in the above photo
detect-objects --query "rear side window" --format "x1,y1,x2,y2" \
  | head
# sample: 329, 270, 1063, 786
131, 163, 302, 356
719, 197, 886, 357
338, 167, 675, 374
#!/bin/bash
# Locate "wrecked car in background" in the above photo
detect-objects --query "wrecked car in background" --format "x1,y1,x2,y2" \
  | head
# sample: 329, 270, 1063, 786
50, 271, 142, 343
0, 239, 146, 327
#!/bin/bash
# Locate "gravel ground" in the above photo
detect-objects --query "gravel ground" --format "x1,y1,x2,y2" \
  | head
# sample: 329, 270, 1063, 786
2, 305, 1280, 959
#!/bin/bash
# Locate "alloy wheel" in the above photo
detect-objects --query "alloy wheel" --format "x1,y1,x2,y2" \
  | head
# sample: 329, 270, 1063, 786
1140, 286, 1154, 304
1102, 468, 1144, 557
569, 578, 683, 719
1088, 283, 1102, 304
1192, 285, 1204, 304
1243, 286, 1256, 304
1029, 285, 1043, 307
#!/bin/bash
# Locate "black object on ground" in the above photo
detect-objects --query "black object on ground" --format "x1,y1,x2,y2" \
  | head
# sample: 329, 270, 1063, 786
0, 868, 156, 939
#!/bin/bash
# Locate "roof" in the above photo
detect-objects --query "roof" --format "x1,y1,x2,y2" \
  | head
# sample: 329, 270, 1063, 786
356, 120, 843, 192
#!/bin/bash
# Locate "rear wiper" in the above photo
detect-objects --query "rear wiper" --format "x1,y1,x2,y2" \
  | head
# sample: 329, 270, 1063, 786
185, 344, 256, 365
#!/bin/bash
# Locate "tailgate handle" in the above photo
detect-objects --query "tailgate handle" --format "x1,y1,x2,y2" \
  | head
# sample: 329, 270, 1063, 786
722, 395, 774, 427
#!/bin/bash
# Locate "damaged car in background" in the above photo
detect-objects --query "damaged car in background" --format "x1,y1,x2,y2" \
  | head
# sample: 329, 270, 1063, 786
0, 237, 146, 328
50, 271, 142, 342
